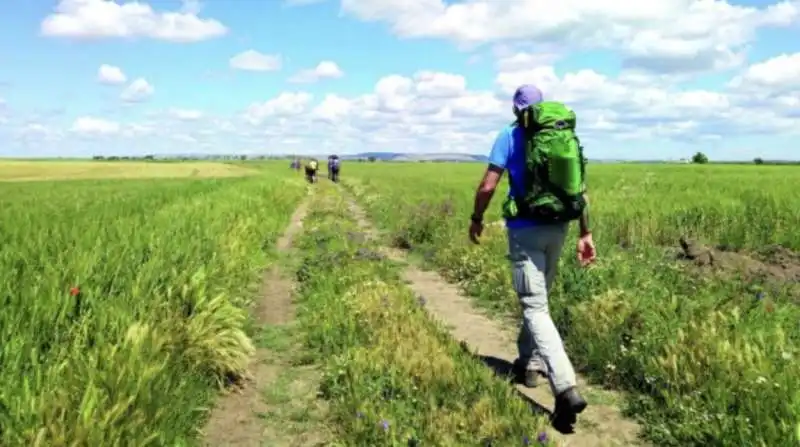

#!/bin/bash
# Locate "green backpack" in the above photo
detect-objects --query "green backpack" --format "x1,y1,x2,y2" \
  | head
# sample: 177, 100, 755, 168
502, 101, 587, 223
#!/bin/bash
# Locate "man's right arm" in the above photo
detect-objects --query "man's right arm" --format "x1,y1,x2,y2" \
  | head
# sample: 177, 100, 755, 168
471, 128, 510, 221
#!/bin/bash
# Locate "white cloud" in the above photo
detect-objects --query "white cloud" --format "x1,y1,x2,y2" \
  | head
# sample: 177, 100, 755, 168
97, 64, 127, 85
229, 50, 282, 72
413, 71, 466, 98
40, 0, 227, 42
228, 56, 795, 154
728, 52, 800, 92
340, 0, 800, 74
71, 116, 120, 134
495, 51, 562, 72
172, 133, 197, 143
10, 35, 800, 159
122, 123, 155, 137
312, 94, 353, 122
120, 78, 154, 102
19, 123, 50, 136
244, 92, 314, 124
169, 108, 204, 120
288, 61, 344, 83
12, 122, 62, 146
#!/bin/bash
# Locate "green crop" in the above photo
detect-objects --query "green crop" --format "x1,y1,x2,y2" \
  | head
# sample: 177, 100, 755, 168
0, 171, 305, 445
344, 162, 800, 446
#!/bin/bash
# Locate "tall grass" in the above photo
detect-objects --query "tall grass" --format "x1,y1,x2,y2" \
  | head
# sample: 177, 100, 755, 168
344, 162, 800, 446
0, 173, 305, 445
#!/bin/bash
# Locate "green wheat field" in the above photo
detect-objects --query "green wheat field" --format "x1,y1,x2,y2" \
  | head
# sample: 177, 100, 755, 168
0, 160, 797, 446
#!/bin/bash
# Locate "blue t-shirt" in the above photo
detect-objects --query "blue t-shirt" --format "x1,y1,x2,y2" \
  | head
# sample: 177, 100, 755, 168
487, 123, 537, 229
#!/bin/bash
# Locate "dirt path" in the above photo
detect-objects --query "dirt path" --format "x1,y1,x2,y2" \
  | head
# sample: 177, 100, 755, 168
345, 197, 647, 447
202, 198, 327, 447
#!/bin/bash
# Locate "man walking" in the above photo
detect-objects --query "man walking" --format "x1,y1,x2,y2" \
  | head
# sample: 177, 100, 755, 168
329, 154, 341, 183
468, 84, 595, 430
305, 158, 319, 183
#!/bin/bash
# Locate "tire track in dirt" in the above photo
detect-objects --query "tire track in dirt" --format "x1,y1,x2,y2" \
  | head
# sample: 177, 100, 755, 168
202, 197, 320, 447
344, 196, 647, 447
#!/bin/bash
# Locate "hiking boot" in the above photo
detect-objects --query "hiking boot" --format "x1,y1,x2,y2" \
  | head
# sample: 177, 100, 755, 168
512, 358, 546, 388
551, 387, 587, 430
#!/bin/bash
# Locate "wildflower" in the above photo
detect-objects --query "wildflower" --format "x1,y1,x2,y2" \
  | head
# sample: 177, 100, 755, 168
356, 411, 364, 419
537, 432, 548, 444
69, 286, 80, 297
380, 420, 389, 431
523, 435, 530, 445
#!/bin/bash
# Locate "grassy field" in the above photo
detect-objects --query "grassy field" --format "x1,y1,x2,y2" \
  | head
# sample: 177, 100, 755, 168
0, 163, 305, 444
0, 160, 255, 182
342, 162, 800, 446
2, 159, 798, 446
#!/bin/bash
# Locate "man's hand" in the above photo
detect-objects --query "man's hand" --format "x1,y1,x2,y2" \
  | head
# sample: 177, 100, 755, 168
469, 220, 484, 244
577, 232, 596, 266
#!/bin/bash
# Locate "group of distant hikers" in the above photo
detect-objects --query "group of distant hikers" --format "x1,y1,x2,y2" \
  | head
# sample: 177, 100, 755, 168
289, 155, 340, 184
286, 84, 595, 432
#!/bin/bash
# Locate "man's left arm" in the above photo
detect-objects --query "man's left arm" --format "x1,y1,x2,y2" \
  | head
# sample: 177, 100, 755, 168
578, 196, 590, 236
578, 149, 590, 236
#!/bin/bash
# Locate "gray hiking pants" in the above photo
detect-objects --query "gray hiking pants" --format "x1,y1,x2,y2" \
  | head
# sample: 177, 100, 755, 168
507, 224, 577, 395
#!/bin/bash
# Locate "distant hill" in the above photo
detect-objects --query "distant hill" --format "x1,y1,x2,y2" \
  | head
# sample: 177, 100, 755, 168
345, 152, 489, 162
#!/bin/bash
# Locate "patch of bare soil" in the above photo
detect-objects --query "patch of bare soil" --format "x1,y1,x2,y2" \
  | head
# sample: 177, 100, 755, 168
346, 196, 647, 447
678, 236, 800, 283
202, 200, 330, 446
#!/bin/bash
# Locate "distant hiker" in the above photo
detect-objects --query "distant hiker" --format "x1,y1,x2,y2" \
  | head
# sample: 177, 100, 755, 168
467, 84, 595, 430
305, 158, 319, 183
328, 155, 341, 183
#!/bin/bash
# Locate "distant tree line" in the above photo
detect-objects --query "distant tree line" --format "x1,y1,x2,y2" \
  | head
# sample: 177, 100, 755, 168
92, 154, 262, 161
691, 152, 797, 165
88, 152, 796, 165
88, 154, 386, 162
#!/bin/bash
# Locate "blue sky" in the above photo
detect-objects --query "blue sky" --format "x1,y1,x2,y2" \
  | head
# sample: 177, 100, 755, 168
0, 0, 799, 160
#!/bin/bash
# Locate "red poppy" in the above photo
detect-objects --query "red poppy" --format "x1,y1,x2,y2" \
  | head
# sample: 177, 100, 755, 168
70, 287, 80, 297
